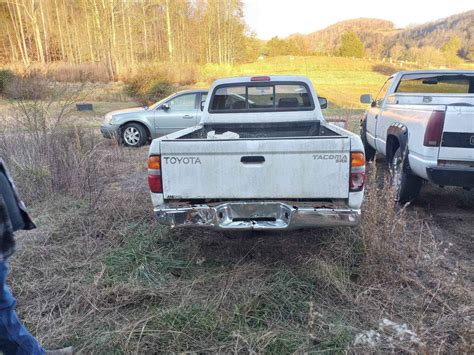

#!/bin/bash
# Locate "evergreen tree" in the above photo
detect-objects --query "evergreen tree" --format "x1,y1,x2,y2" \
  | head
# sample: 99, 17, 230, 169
442, 35, 462, 54
339, 31, 366, 58
442, 35, 462, 64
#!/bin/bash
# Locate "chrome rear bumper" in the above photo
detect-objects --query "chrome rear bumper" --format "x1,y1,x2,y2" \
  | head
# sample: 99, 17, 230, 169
154, 201, 360, 230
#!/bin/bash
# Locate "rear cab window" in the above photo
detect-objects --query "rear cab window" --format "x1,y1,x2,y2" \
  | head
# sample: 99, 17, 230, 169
395, 74, 474, 94
209, 82, 314, 113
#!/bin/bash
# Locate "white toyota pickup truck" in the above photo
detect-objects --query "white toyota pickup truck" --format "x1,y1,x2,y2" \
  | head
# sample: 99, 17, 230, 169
360, 70, 474, 202
147, 75, 365, 230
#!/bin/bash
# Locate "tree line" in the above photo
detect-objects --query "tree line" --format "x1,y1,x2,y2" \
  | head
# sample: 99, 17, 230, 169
0, 0, 249, 79
0, 1, 471, 81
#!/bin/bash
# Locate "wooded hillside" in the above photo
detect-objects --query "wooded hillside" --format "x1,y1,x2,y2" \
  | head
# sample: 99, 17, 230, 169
291, 18, 397, 56
290, 11, 474, 59
388, 10, 474, 58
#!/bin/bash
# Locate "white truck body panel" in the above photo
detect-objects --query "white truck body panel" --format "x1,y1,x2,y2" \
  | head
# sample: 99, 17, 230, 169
160, 137, 350, 200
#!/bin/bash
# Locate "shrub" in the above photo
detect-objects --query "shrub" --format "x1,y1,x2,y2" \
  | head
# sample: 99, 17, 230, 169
0, 69, 15, 96
372, 64, 400, 76
122, 62, 200, 104
5, 71, 51, 100
45, 62, 111, 83
0, 128, 107, 203
147, 80, 174, 102
0, 77, 92, 202
125, 74, 174, 105
5, 74, 85, 134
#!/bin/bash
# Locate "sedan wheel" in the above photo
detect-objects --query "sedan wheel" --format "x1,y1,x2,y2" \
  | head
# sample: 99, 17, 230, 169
122, 123, 147, 147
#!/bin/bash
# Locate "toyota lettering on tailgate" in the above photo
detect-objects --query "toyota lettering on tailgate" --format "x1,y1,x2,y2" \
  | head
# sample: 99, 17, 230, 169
163, 156, 202, 165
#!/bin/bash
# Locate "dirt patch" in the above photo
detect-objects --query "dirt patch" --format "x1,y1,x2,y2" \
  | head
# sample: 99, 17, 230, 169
412, 185, 474, 283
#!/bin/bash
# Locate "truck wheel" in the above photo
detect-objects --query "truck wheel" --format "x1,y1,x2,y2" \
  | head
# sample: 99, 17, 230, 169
390, 147, 422, 203
360, 120, 376, 161
122, 123, 147, 147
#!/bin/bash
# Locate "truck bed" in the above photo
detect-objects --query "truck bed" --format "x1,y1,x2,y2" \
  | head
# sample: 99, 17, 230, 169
177, 121, 340, 140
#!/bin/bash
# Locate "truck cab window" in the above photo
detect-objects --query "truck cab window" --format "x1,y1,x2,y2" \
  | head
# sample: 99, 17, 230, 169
210, 83, 314, 112
211, 86, 247, 110
248, 86, 274, 109
275, 84, 311, 108
396, 74, 473, 94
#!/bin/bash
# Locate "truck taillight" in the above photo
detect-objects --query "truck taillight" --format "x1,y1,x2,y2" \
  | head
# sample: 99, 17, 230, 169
350, 152, 365, 192
148, 155, 162, 193
423, 111, 445, 147
350, 172, 366, 192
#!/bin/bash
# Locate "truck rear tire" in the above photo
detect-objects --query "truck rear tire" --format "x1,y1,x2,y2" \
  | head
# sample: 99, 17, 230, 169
390, 147, 422, 203
122, 123, 147, 147
360, 120, 376, 161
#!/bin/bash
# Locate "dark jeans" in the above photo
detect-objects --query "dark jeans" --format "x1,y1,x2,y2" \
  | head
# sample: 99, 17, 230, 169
0, 258, 45, 355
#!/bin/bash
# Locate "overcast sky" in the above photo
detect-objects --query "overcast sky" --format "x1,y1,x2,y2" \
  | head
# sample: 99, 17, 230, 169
243, 0, 474, 39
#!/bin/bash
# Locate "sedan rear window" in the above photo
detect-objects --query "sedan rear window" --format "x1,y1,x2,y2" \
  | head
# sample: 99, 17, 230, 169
210, 83, 314, 112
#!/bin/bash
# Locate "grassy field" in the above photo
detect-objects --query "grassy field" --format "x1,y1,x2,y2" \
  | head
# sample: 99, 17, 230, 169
195, 56, 408, 109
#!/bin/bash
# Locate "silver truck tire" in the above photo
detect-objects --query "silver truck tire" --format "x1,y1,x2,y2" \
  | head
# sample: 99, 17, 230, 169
360, 120, 376, 161
390, 147, 422, 203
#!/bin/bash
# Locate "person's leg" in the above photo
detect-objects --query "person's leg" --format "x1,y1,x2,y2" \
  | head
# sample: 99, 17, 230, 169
0, 258, 45, 355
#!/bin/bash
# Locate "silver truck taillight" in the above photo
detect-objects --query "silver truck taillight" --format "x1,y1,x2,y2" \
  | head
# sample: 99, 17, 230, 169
350, 152, 365, 192
423, 111, 445, 147
148, 155, 162, 193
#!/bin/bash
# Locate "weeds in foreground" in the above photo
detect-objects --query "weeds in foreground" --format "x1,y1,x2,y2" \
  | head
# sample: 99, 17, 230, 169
1, 115, 471, 352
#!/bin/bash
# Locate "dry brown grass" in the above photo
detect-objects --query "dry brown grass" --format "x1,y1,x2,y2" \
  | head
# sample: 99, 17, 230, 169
3, 62, 111, 83
0, 90, 471, 353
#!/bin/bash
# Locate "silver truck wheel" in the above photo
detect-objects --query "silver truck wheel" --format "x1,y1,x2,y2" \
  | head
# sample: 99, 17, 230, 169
391, 152, 404, 197
122, 123, 147, 147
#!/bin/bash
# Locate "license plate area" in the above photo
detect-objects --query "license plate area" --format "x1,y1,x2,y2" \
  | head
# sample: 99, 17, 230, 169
215, 202, 292, 229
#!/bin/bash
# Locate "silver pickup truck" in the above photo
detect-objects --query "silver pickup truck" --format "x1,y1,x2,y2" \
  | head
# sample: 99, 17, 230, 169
147, 75, 366, 230
360, 70, 474, 202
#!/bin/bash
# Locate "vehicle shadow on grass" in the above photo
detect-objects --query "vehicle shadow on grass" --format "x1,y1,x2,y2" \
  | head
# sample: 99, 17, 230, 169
170, 227, 351, 266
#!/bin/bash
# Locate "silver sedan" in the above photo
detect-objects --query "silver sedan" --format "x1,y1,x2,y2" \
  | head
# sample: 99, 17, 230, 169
101, 89, 208, 147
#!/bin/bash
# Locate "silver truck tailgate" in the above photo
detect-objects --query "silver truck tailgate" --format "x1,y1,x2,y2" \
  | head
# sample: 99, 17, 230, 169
160, 137, 351, 200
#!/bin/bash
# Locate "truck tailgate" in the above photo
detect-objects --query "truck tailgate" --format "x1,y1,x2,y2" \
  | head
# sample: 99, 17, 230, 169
160, 137, 351, 199
439, 106, 474, 161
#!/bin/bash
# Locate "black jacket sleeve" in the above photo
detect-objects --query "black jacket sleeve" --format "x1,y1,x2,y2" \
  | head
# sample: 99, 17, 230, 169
0, 159, 36, 259
0, 159, 35, 232
0, 172, 25, 231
